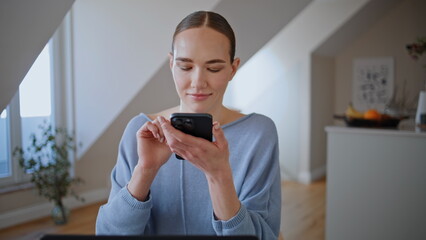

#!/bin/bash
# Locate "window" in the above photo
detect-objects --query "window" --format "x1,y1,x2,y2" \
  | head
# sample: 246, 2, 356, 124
0, 12, 74, 189
19, 44, 53, 161
0, 43, 52, 186
0, 43, 53, 187
0, 109, 9, 178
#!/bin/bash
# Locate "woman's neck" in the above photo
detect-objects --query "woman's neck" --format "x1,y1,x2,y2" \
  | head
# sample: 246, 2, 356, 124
178, 104, 244, 126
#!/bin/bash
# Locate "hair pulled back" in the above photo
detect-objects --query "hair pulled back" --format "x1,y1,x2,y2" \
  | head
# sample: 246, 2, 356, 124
172, 11, 236, 62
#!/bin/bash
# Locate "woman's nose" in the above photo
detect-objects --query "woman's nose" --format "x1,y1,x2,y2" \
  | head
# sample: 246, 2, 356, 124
190, 69, 207, 89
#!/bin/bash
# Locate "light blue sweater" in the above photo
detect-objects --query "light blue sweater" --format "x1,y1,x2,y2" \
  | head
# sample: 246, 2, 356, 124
96, 113, 281, 239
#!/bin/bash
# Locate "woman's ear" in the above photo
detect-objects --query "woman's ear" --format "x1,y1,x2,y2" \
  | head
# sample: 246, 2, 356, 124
230, 57, 240, 79
168, 52, 174, 70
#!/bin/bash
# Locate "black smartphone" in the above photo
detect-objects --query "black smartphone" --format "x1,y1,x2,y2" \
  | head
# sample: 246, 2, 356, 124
170, 113, 213, 160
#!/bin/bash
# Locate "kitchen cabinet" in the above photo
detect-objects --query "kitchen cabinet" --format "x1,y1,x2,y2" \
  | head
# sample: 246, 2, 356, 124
325, 126, 426, 240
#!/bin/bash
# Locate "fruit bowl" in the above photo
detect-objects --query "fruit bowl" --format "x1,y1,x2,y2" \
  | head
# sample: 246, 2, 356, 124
333, 115, 408, 129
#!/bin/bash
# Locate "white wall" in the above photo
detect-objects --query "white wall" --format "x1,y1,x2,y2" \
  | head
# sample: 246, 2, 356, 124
335, 0, 426, 115
224, 0, 369, 182
310, 54, 335, 175
72, 0, 219, 158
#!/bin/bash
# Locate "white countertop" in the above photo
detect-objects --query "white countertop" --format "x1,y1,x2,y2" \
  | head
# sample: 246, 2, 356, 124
325, 126, 426, 138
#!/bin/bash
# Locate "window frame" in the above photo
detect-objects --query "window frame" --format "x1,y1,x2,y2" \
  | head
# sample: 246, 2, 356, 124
0, 11, 75, 189
0, 106, 14, 185
0, 45, 53, 188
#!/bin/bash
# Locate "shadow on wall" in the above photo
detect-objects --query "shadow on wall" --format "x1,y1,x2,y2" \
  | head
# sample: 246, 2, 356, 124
75, 61, 179, 193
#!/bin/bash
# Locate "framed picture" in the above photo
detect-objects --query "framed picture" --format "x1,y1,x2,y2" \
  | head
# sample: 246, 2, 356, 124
353, 57, 394, 111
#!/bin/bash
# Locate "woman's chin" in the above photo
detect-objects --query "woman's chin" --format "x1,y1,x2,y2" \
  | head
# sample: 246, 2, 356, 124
181, 104, 212, 113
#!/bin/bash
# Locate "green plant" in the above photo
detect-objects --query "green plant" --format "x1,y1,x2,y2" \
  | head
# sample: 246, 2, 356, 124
13, 122, 84, 223
406, 36, 426, 66
406, 36, 426, 90
406, 37, 426, 60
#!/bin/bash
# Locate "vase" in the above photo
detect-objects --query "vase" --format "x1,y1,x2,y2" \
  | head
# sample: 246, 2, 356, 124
51, 202, 70, 225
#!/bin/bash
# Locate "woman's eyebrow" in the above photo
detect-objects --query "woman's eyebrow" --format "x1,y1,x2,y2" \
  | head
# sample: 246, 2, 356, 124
206, 59, 226, 64
175, 58, 226, 64
175, 57, 193, 62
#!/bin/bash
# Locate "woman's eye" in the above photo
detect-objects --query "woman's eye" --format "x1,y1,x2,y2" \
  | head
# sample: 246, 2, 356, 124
179, 66, 192, 71
208, 68, 222, 73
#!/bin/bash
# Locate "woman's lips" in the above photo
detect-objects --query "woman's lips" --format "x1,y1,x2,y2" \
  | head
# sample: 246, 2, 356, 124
187, 93, 212, 101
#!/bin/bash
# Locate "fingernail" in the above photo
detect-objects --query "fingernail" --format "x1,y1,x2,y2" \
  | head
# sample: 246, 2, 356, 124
213, 121, 220, 130
158, 116, 164, 123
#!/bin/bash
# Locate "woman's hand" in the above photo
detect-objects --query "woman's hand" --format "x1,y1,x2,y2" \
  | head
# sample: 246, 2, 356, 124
136, 116, 172, 170
158, 116, 229, 178
128, 117, 172, 201
158, 116, 240, 220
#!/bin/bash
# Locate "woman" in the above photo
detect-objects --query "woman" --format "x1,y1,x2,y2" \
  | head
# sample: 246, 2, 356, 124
96, 11, 281, 239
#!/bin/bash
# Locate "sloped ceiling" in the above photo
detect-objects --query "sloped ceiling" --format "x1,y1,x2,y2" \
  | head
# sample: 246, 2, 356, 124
0, 0, 75, 111
314, 0, 403, 56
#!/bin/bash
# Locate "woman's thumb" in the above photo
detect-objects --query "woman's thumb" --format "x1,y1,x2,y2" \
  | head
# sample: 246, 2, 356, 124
213, 121, 226, 148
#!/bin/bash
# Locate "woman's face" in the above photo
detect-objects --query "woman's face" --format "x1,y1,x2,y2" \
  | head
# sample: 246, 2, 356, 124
170, 27, 240, 113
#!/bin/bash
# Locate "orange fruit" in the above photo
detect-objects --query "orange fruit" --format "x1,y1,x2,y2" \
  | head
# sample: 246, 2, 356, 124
364, 109, 381, 121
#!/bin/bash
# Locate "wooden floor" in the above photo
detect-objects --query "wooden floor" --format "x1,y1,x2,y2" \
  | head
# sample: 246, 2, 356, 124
0, 179, 326, 240
281, 179, 326, 240
0, 201, 106, 240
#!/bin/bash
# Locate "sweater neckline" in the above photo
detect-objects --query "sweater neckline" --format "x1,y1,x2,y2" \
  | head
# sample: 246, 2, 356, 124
221, 113, 255, 129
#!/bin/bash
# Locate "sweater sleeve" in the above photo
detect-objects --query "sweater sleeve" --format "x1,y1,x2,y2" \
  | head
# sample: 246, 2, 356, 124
212, 116, 282, 240
96, 115, 153, 235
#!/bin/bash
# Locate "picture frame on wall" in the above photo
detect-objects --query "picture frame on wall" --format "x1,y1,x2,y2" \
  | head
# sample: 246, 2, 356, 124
353, 57, 394, 112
